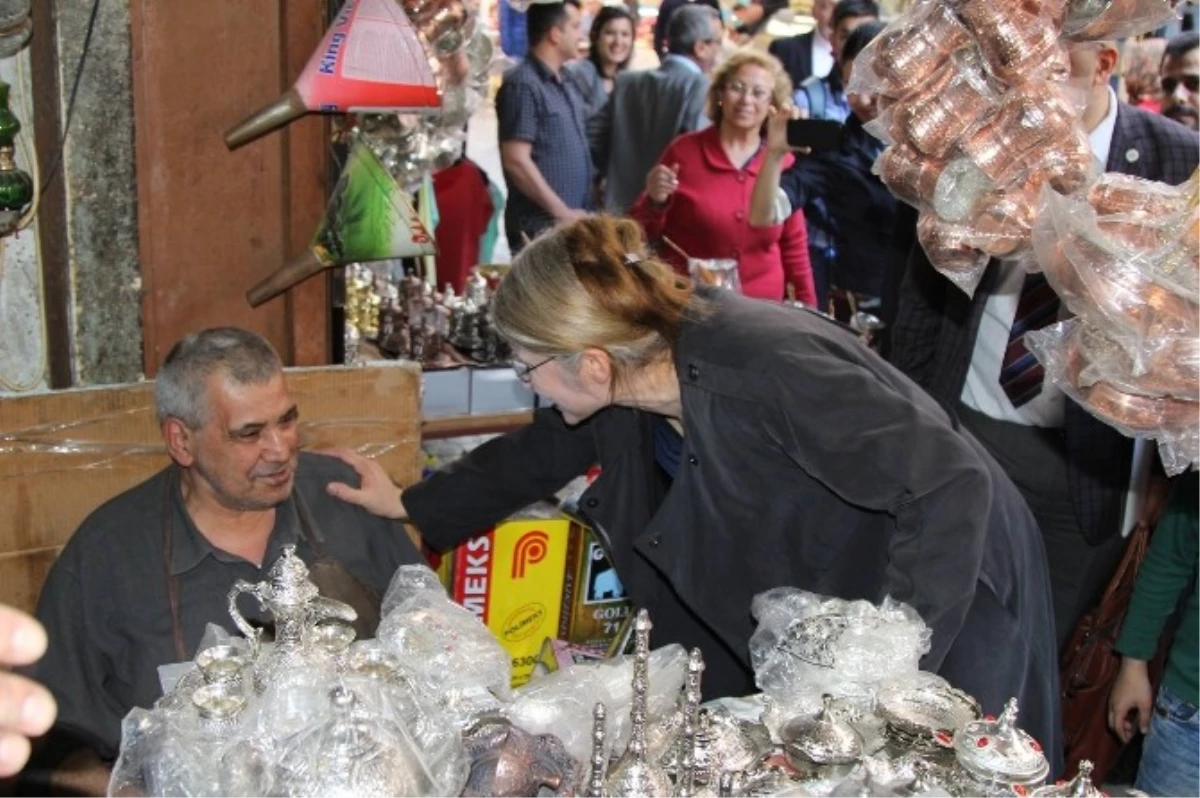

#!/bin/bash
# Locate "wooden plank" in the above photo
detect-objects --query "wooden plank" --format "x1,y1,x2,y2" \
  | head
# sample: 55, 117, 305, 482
422, 412, 534, 439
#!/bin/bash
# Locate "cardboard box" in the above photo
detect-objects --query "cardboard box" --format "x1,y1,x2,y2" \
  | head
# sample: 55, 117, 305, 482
438, 512, 633, 687
0, 364, 423, 615
559, 525, 633, 652
441, 513, 574, 686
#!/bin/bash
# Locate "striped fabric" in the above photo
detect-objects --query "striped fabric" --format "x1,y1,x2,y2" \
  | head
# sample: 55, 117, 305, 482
999, 271, 1061, 408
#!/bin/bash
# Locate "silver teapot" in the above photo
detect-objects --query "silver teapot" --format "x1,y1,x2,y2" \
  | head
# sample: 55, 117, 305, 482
228, 544, 358, 692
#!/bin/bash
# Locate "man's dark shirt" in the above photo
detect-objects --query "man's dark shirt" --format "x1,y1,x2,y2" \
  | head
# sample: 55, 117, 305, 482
495, 54, 592, 251
30, 452, 422, 759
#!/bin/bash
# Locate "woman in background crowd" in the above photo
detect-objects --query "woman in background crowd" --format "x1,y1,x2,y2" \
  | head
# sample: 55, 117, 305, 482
630, 49, 816, 304
567, 5, 636, 121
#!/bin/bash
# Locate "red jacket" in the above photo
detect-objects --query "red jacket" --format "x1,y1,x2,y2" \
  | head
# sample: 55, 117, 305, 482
630, 126, 816, 304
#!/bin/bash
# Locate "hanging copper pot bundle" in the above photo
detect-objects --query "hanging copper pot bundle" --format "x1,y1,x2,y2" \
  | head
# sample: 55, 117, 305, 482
971, 186, 1040, 256
401, 0, 477, 57
889, 51, 997, 159
876, 145, 947, 207
1070, 323, 1200, 399
869, 4, 972, 100
1039, 126, 1095, 195
955, 0, 1063, 85
957, 83, 1078, 186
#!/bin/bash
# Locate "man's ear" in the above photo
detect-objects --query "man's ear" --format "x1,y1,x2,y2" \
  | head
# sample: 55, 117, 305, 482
1097, 44, 1121, 84
162, 418, 196, 467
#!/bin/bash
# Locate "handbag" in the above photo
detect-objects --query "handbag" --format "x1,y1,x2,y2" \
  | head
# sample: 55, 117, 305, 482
1059, 519, 1169, 782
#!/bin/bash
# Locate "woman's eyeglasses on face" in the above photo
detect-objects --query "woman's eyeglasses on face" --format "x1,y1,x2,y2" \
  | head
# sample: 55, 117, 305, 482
513, 355, 557, 383
1162, 74, 1200, 94
725, 81, 773, 102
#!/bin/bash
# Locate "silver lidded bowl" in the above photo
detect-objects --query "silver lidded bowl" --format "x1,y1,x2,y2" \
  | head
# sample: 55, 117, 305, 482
780, 694, 863, 782
878, 676, 982, 756
954, 698, 1050, 790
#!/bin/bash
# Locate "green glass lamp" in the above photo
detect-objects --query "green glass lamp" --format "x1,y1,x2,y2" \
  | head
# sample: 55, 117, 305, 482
0, 80, 32, 236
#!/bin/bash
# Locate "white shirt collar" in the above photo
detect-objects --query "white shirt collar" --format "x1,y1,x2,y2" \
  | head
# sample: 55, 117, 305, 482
1088, 86, 1119, 171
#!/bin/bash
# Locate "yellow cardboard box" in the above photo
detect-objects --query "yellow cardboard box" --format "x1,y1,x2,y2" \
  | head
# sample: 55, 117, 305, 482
439, 515, 572, 686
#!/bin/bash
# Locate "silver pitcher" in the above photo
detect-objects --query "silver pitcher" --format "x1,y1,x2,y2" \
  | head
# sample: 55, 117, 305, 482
228, 544, 358, 693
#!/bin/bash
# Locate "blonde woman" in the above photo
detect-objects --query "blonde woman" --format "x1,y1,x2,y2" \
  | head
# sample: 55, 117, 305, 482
329, 215, 1061, 775
629, 49, 816, 304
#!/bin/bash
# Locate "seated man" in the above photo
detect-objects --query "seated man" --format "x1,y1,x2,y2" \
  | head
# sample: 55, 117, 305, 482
28, 328, 422, 771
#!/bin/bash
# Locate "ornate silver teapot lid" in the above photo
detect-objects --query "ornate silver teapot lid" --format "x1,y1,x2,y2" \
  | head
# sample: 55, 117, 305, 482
781, 694, 864, 767
954, 698, 1049, 787
263, 544, 320, 609
1032, 760, 1106, 797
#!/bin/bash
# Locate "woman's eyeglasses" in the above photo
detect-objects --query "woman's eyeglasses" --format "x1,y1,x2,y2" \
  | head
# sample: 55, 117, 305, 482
512, 355, 557, 383
1162, 74, 1200, 94
725, 81, 773, 102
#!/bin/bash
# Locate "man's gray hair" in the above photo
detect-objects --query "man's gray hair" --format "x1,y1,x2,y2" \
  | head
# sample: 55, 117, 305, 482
667, 4, 720, 57
155, 327, 283, 428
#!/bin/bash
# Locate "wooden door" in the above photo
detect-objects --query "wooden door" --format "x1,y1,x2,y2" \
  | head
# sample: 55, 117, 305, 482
131, 0, 332, 374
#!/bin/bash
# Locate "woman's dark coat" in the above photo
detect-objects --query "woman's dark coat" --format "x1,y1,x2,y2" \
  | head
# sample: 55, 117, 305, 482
407, 288, 1061, 770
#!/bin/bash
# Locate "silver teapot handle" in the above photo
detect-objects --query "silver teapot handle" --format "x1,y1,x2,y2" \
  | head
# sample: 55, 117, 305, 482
228, 580, 266, 658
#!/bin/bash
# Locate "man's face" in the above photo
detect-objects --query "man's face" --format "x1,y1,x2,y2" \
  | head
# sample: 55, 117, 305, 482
696, 17, 725, 73
1161, 47, 1200, 118
557, 4, 584, 61
179, 371, 301, 512
831, 14, 874, 64
812, 0, 835, 40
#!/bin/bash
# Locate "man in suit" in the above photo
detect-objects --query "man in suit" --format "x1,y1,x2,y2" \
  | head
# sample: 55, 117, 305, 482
590, 4, 723, 213
890, 41, 1199, 652
768, 0, 835, 90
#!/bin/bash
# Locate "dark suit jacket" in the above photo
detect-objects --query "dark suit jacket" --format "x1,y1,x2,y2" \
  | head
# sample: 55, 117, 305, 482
890, 103, 1199, 545
768, 30, 816, 90
406, 287, 1060, 761
589, 57, 708, 213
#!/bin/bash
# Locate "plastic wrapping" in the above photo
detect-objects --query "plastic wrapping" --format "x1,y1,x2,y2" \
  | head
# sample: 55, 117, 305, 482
1027, 320, 1198, 474
1062, 0, 1182, 41
749, 590, 932, 709
1032, 175, 1199, 352
507, 644, 687, 764
376, 564, 513, 718
689, 258, 743, 292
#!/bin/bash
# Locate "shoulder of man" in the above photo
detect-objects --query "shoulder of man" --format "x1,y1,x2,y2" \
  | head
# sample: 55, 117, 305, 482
1114, 101, 1199, 182
57, 467, 173, 564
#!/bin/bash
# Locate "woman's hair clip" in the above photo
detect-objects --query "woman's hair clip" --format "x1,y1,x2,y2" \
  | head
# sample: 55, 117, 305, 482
624, 252, 643, 266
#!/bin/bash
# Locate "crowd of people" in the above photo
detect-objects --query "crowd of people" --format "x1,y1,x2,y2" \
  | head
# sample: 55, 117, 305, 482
0, 1, 1197, 795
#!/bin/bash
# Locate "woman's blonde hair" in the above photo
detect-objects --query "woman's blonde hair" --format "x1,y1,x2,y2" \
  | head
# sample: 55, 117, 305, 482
705, 48, 793, 127
491, 216, 701, 393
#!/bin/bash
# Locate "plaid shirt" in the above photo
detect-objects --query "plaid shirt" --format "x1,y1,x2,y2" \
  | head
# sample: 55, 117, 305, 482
496, 55, 593, 251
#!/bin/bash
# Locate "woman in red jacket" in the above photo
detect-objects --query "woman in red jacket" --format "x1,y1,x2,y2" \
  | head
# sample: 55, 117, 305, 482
630, 49, 816, 304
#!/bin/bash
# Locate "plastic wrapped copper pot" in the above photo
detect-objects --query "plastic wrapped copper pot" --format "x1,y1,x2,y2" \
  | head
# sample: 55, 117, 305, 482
876, 145, 947, 207
917, 213, 990, 279
1073, 323, 1199, 399
889, 51, 997, 159
869, 4, 972, 100
1042, 127, 1095, 196
1088, 173, 1192, 219
401, 0, 477, 56
971, 189, 1038, 256
955, 0, 1062, 84
1065, 339, 1199, 433
957, 83, 1078, 185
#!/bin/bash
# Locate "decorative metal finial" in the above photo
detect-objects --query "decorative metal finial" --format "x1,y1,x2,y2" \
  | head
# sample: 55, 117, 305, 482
603, 609, 673, 797
674, 648, 705, 797
717, 771, 737, 797
589, 702, 609, 798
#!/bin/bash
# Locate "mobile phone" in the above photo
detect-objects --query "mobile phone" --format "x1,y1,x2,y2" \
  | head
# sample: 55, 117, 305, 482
786, 118, 844, 151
